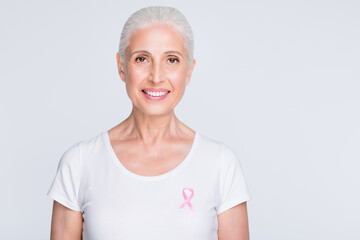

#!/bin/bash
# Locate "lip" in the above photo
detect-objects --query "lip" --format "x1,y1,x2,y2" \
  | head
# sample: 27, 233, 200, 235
141, 88, 170, 101
142, 88, 170, 92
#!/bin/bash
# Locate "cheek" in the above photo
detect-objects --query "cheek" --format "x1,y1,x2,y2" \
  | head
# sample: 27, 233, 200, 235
127, 66, 148, 84
125, 67, 146, 98
167, 68, 188, 87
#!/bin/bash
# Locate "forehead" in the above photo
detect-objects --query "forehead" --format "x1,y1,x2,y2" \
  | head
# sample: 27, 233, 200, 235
127, 24, 187, 56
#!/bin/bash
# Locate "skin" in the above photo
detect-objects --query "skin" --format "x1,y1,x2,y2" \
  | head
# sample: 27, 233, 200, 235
218, 202, 250, 240
49, 201, 83, 239
49, 24, 249, 240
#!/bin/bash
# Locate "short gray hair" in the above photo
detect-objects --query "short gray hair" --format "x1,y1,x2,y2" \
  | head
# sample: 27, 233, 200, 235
118, 6, 194, 65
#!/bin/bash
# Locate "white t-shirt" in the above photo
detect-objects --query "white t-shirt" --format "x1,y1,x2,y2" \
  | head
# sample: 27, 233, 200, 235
47, 130, 251, 239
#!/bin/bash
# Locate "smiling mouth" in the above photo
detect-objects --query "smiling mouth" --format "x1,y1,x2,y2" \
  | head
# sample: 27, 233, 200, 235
142, 89, 171, 97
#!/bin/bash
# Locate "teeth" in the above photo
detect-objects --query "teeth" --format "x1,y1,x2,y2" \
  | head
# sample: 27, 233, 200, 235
144, 90, 169, 97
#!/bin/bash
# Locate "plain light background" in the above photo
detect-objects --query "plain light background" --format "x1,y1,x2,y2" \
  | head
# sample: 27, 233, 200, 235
1, 0, 359, 239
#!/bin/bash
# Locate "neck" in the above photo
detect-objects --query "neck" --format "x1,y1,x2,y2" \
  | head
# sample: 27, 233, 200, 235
121, 106, 183, 144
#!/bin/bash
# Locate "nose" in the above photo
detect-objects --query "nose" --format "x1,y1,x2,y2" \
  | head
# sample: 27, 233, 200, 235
148, 61, 164, 84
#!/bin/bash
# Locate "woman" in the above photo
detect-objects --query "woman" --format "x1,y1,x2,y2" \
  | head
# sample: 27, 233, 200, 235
47, 6, 251, 240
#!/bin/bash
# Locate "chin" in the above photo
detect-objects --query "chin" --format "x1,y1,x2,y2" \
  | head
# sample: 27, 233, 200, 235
144, 109, 173, 116
139, 105, 174, 116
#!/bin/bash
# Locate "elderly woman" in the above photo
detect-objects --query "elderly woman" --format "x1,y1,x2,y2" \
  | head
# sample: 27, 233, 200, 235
47, 6, 251, 240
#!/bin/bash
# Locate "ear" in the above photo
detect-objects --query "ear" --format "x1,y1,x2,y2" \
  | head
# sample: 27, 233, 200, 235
185, 58, 196, 86
116, 52, 126, 83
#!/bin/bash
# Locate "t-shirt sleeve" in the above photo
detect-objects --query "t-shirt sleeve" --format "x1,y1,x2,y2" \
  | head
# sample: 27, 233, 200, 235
217, 143, 251, 214
47, 142, 82, 212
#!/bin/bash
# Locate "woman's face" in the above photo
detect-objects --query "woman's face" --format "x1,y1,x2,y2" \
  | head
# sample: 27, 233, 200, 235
116, 24, 196, 116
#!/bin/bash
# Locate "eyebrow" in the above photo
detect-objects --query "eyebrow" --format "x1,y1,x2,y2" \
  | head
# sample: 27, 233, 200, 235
164, 51, 183, 58
130, 50, 183, 58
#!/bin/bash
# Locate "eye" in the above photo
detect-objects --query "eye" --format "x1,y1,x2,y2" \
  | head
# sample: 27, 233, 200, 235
168, 57, 179, 64
135, 56, 147, 63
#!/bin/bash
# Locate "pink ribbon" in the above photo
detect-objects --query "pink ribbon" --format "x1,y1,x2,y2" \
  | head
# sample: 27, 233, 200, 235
179, 187, 195, 211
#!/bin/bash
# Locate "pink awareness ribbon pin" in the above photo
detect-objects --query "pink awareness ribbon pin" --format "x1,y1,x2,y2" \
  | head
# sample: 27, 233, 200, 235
179, 187, 195, 211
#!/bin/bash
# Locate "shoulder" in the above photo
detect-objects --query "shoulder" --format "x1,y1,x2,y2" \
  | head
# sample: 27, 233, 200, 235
196, 132, 224, 155
197, 132, 237, 155
76, 130, 107, 153
59, 131, 105, 165
58, 141, 80, 167
221, 142, 240, 163
196, 132, 241, 167
196, 132, 239, 162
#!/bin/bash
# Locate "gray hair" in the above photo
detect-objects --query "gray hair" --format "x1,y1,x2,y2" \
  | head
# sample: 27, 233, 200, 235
118, 6, 194, 66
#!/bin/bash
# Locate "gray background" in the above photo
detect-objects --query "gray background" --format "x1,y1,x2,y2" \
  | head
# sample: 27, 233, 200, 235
1, 0, 359, 239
